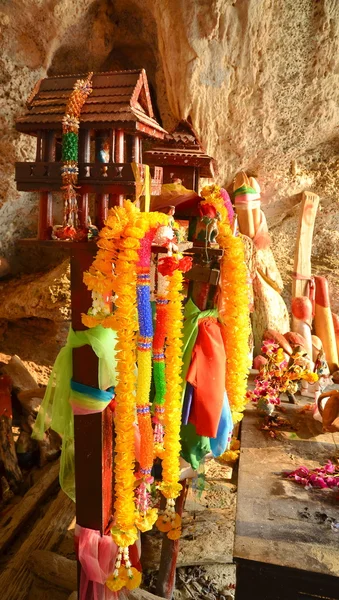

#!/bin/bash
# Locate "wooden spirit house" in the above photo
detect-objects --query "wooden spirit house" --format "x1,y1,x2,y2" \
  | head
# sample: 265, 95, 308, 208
14, 69, 167, 587
14, 74, 221, 599
15, 69, 165, 238
144, 119, 215, 193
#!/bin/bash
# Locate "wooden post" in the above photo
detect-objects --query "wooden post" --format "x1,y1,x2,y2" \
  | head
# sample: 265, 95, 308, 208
78, 194, 89, 228
192, 167, 200, 193
71, 244, 114, 533
139, 137, 143, 164
126, 134, 134, 163
79, 129, 91, 163
114, 130, 125, 207
155, 482, 188, 599
36, 131, 42, 162
115, 129, 125, 163
109, 194, 119, 209
133, 135, 140, 164
95, 194, 109, 230
109, 129, 115, 162
78, 130, 91, 227
0, 375, 22, 495
42, 130, 55, 162
38, 192, 53, 240
292, 191, 319, 299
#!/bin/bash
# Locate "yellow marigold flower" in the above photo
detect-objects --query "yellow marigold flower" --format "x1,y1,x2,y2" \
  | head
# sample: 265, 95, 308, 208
81, 313, 102, 328
120, 237, 140, 249
111, 526, 138, 548
124, 568, 142, 590
275, 348, 285, 363
106, 572, 126, 592
303, 372, 319, 383
221, 450, 240, 463
135, 508, 158, 533
124, 226, 146, 239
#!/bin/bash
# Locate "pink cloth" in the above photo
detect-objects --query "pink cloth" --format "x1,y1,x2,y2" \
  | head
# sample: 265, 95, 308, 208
76, 525, 119, 600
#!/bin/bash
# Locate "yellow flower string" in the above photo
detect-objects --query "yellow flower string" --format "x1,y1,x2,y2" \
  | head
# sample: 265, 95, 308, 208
200, 185, 251, 423
82, 201, 169, 592
156, 268, 184, 538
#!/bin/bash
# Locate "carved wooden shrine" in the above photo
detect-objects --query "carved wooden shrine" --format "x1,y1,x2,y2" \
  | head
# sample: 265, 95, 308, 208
14, 67, 167, 585
15, 70, 220, 600
15, 69, 165, 238
144, 120, 215, 192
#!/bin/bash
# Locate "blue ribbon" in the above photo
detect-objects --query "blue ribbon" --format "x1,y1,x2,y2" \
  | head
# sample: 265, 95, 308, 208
70, 380, 114, 401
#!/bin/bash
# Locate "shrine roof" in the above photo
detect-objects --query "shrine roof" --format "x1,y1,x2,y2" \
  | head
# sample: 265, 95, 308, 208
144, 120, 215, 177
16, 69, 166, 138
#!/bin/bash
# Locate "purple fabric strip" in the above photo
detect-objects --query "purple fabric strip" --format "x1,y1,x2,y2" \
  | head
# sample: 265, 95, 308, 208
182, 382, 194, 425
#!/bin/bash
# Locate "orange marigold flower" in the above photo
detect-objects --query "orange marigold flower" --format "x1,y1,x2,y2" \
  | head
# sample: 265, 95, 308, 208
167, 527, 182, 540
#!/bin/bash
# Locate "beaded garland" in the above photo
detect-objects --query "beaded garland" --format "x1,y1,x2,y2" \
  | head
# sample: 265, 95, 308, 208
134, 231, 158, 533
156, 255, 192, 540
152, 270, 169, 458
60, 73, 93, 234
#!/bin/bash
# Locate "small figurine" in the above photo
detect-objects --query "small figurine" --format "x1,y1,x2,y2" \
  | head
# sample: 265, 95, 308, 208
87, 216, 99, 240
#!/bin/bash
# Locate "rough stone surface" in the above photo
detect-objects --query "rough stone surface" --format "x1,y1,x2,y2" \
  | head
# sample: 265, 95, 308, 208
0, 260, 70, 322
0, 318, 69, 385
0, 0, 338, 305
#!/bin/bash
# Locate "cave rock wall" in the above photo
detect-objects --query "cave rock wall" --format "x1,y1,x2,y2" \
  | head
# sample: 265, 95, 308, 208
0, 0, 338, 306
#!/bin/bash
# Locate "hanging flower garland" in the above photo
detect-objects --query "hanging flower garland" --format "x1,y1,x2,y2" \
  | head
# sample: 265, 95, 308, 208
56, 72, 93, 240
82, 201, 169, 592
134, 229, 158, 534
200, 185, 251, 423
156, 254, 192, 540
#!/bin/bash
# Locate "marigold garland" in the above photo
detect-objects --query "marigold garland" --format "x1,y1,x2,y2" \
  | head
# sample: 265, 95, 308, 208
156, 266, 186, 537
134, 231, 158, 533
82, 201, 169, 592
200, 185, 251, 423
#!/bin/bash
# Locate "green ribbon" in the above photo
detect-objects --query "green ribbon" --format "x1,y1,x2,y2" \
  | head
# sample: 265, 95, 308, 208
32, 325, 117, 501
233, 184, 257, 197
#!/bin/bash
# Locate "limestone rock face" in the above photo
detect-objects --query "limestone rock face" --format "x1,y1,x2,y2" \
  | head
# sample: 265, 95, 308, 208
0, 0, 338, 301
0, 260, 70, 322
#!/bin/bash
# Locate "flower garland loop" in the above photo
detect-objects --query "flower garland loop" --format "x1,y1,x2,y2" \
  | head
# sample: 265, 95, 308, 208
82, 201, 169, 591
200, 185, 251, 423
156, 255, 192, 540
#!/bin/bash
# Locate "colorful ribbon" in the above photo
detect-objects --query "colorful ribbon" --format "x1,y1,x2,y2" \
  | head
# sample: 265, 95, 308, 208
32, 325, 117, 500
70, 380, 115, 415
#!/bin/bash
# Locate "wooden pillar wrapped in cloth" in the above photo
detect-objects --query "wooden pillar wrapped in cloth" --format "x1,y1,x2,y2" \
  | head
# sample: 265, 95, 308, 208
292, 191, 319, 299
314, 277, 338, 373
71, 244, 114, 532
249, 176, 261, 234
38, 192, 53, 240
233, 172, 257, 239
